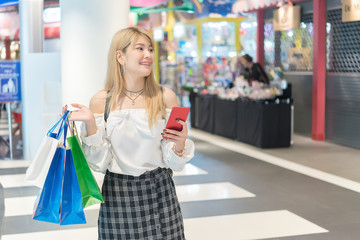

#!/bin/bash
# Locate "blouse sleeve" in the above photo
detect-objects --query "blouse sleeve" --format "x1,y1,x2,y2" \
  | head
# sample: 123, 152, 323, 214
79, 114, 111, 173
161, 138, 195, 172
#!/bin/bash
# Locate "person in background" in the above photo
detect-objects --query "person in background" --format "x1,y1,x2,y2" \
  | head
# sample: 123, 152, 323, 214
63, 27, 195, 240
239, 54, 270, 86
11, 102, 22, 150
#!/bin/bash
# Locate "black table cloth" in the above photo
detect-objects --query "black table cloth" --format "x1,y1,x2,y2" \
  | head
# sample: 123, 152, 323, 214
236, 98, 291, 148
213, 98, 237, 139
190, 92, 291, 148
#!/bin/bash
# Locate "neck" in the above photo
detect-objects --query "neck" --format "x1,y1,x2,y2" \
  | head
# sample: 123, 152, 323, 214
124, 75, 145, 92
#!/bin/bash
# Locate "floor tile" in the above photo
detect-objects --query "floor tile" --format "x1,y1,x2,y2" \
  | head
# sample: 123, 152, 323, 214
2, 227, 98, 240
4, 196, 37, 217
0, 160, 30, 169
176, 182, 255, 203
173, 163, 208, 177
0, 174, 32, 188
184, 210, 328, 240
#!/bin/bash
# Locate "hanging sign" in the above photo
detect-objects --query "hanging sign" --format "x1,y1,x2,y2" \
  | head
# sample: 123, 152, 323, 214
342, 0, 360, 22
273, 5, 301, 31
0, 61, 21, 102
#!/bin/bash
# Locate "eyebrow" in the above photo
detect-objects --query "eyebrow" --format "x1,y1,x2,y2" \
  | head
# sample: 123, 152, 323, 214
134, 43, 153, 47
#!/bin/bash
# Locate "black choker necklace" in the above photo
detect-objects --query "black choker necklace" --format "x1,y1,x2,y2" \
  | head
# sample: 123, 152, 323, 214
125, 88, 144, 94
123, 90, 144, 105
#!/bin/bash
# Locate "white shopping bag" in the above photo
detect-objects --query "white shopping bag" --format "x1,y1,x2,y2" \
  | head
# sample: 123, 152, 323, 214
25, 111, 70, 187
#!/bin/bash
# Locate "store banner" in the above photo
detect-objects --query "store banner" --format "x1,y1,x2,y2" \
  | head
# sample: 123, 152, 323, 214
273, 5, 301, 31
342, 0, 360, 22
0, 61, 21, 102
195, 0, 234, 17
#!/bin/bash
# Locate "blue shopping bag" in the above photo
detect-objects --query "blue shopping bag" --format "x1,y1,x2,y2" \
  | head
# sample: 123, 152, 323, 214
32, 119, 69, 224
32, 147, 65, 223
60, 148, 86, 225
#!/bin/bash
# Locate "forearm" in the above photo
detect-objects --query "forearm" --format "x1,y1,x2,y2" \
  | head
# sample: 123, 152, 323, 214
85, 115, 97, 137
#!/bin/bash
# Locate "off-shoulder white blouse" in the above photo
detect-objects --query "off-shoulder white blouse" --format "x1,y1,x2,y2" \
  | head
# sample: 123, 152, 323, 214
80, 109, 195, 176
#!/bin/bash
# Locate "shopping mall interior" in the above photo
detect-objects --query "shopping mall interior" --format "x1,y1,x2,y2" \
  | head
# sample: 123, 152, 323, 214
1, 0, 360, 239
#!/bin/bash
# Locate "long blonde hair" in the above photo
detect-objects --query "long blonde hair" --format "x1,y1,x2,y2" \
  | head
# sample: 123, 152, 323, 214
104, 27, 166, 127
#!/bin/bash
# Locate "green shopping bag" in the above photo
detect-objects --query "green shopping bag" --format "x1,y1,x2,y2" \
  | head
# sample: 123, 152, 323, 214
66, 121, 104, 208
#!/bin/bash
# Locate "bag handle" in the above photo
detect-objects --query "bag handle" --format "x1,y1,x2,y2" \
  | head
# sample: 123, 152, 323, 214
47, 110, 70, 140
63, 120, 68, 147
67, 118, 79, 137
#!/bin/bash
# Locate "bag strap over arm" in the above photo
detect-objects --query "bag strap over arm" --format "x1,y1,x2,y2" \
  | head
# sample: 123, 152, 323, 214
104, 93, 111, 123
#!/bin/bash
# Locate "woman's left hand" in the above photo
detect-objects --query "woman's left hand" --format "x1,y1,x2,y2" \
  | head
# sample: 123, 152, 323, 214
162, 119, 187, 151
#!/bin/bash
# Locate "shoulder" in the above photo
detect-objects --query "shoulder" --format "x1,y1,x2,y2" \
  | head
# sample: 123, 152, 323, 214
254, 63, 263, 69
161, 85, 178, 109
89, 90, 107, 114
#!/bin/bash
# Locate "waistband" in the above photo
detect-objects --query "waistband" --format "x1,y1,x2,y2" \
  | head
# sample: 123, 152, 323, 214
106, 167, 172, 181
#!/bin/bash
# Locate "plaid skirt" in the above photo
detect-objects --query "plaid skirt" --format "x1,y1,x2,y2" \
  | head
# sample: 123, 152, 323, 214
98, 167, 185, 240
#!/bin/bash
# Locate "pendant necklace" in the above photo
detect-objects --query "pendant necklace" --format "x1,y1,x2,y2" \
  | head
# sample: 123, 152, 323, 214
123, 89, 144, 105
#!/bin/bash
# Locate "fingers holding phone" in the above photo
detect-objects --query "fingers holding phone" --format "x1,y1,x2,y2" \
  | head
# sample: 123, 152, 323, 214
162, 119, 188, 152
162, 119, 188, 141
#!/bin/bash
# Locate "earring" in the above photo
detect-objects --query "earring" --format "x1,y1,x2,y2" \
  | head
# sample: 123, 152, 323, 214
121, 64, 126, 75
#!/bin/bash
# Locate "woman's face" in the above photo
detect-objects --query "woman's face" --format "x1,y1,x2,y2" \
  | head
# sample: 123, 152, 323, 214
239, 57, 248, 66
118, 35, 154, 77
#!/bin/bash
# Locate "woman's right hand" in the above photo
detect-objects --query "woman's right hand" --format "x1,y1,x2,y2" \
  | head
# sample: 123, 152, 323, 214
63, 103, 94, 123
62, 103, 97, 136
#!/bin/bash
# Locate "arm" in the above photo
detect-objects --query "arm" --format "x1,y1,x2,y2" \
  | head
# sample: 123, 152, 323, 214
160, 86, 195, 171
254, 63, 270, 84
64, 90, 111, 173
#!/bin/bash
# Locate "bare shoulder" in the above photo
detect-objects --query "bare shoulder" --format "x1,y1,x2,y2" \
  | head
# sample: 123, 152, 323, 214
89, 90, 107, 114
161, 85, 178, 109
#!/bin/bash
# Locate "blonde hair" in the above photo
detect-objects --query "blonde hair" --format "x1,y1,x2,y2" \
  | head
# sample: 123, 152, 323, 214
104, 27, 166, 127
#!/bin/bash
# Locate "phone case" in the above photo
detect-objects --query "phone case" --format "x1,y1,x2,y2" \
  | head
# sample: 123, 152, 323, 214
164, 107, 190, 135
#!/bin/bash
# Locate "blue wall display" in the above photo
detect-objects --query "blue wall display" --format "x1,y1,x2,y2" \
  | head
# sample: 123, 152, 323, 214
195, 0, 236, 17
0, 61, 21, 102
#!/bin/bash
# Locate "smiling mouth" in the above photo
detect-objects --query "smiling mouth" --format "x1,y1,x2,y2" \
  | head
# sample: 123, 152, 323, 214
140, 62, 152, 66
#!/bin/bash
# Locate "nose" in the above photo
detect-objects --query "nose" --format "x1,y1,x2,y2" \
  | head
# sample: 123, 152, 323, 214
144, 49, 153, 58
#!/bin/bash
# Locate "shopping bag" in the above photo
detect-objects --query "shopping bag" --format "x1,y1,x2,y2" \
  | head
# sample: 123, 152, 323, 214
67, 121, 104, 208
25, 111, 70, 187
32, 120, 69, 223
32, 147, 65, 223
60, 148, 86, 225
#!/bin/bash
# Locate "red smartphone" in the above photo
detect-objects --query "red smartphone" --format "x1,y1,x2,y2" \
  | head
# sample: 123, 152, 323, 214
163, 107, 190, 138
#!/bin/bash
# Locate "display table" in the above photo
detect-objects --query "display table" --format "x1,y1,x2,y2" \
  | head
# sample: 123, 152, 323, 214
214, 98, 237, 139
197, 94, 216, 133
236, 98, 291, 148
191, 92, 292, 148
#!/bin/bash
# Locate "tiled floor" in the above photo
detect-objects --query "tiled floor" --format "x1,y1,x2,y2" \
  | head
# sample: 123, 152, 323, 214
1, 128, 360, 239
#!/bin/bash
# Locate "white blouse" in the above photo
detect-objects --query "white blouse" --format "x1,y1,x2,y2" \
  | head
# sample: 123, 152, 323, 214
80, 109, 195, 176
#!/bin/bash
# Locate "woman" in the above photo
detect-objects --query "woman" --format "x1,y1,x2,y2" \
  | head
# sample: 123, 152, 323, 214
63, 27, 195, 240
239, 54, 270, 86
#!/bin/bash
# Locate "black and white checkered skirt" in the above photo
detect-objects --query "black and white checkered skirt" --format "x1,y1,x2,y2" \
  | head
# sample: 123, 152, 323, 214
98, 167, 185, 240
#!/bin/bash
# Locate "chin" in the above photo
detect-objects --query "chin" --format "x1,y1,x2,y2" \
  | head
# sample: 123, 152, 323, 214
141, 70, 152, 77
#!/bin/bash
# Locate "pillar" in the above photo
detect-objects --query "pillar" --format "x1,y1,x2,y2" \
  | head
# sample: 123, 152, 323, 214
60, 0, 129, 106
256, 9, 265, 67
312, 0, 326, 141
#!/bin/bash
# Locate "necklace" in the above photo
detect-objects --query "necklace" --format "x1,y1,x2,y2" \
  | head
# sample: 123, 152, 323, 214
124, 88, 144, 94
123, 90, 144, 105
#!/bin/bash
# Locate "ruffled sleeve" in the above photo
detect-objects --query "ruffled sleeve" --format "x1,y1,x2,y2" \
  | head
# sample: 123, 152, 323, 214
161, 138, 195, 172
79, 114, 111, 173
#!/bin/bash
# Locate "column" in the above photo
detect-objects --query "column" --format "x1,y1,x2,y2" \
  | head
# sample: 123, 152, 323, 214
312, 0, 326, 141
19, 0, 47, 160
256, 9, 265, 66
60, 0, 129, 106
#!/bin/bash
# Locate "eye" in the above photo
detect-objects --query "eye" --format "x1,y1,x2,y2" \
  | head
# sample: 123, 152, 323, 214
137, 47, 143, 51
149, 48, 154, 52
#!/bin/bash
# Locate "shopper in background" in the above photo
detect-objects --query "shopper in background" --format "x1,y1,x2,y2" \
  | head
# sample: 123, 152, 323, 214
240, 54, 270, 86
63, 27, 194, 240
11, 101, 22, 150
